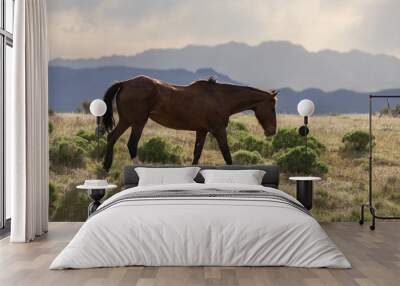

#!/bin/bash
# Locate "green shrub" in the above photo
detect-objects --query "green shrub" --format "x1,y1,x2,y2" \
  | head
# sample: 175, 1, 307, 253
307, 137, 326, 154
76, 130, 97, 141
49, 136, 87, 169
204, 131, 249, 152
272, 128, 325, 154
48, 121, 54, 134
206, 125, 271, 157
73, 135, 90, 150
76, 130, 107, 159
342, 130, 372, 153
206, 134, 238, 151
49, 183, 58, 217
274, 146, 328, 175
138, 136, 184, 164
227, 120, 248, 133
232, 150, 263, 165
206, 120, 249, 150
239, 135, 272, 157
90, 138, 107, 159
272, 128, 301, 150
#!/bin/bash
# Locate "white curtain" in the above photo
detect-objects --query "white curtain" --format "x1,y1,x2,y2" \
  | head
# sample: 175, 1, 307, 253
7, 0, 49, 242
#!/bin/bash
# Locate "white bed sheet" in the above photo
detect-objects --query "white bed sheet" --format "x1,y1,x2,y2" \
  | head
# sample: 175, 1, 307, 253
50, 183, 351, 269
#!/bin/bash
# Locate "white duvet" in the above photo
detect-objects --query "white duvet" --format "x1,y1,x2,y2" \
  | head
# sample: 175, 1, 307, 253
50, 183, 351, 269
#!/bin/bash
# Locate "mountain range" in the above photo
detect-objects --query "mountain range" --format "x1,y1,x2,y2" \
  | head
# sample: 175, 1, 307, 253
48, 65, 400, 114
50, 41, 400, 92
48, 66, 238, 112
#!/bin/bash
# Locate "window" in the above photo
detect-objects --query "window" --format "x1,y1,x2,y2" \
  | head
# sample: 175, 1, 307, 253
5, 0, 13, 33
0, 0, 14, 231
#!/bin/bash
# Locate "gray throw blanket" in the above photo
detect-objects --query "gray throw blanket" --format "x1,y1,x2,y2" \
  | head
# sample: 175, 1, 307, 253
91, 189, 310, 218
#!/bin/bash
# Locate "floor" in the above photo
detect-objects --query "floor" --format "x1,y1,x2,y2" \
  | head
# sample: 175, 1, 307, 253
0, 222, 399, 286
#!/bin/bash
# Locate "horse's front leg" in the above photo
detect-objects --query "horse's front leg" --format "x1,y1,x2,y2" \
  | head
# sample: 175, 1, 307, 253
212, 128, 232, 165
192, 130, 207, 165
127, 123, 145, 164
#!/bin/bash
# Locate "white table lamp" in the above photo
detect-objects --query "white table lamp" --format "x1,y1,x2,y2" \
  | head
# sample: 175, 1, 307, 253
89, 99, 107, 160
297, 99, 315, 153
90, 99, 107, 117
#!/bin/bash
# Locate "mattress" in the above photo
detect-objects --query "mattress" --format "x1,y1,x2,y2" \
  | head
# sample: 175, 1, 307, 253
50, 183, 351, 269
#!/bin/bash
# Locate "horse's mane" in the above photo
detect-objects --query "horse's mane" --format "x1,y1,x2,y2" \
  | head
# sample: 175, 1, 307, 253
192, 77, 217, 85
192, 77, 277, 97
244, 85, 267, 93
207, 76, 217, 83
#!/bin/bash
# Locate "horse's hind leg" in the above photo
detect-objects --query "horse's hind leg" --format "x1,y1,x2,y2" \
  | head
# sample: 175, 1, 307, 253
192, 130, 207, 165
212, 128, 232, 165
103, 120, 129, 171
127, 123, 146, 164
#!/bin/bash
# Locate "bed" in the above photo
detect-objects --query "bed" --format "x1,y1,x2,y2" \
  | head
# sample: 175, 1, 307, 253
50, 165, 350, 269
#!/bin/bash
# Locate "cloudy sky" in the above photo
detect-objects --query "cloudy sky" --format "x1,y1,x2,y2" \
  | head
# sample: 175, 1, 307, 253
47, 0, 400, 60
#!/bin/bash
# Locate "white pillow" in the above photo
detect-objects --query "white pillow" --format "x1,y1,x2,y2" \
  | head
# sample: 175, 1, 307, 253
200, 169, 266, 185
135, 167, 201, 186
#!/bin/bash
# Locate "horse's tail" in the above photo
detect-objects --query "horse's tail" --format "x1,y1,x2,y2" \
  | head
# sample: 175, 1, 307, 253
102, 82, 122, 133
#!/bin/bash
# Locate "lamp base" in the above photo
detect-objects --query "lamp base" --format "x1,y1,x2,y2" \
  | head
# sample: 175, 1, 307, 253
87, 189, 106, 216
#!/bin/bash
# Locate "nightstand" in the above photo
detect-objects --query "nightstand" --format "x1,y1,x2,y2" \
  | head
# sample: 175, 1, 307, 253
289, 177, 321, 210
77, 181, 117, 216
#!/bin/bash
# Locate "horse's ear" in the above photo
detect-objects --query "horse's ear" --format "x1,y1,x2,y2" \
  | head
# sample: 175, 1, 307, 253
208, 76, 217, 83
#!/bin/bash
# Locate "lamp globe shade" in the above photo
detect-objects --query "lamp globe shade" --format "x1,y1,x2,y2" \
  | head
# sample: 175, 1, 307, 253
89, 99, 107, 117
297, 99, 315, 117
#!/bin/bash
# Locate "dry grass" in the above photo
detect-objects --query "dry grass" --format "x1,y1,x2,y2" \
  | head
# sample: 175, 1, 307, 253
50, 113, 400, 222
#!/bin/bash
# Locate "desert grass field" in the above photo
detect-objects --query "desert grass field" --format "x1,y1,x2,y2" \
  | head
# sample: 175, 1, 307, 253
49, 113, 400, 222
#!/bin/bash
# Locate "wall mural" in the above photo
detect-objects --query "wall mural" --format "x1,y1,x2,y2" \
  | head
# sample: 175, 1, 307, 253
48, 1, 400, 222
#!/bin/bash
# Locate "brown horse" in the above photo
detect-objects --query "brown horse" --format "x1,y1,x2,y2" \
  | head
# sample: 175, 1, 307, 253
102, 76, 277, 171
